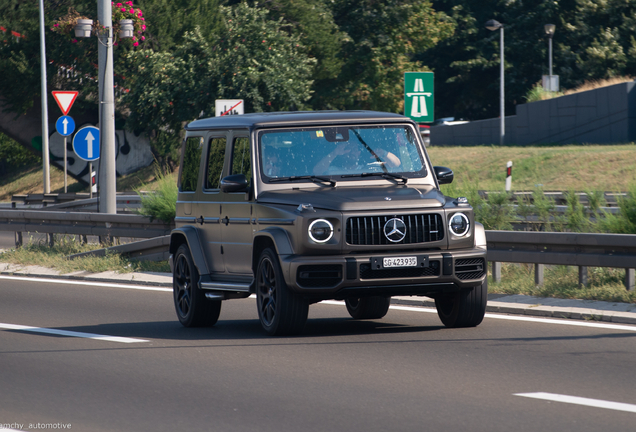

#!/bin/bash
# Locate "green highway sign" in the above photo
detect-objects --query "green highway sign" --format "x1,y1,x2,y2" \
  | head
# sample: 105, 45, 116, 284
404, 72, 434, 122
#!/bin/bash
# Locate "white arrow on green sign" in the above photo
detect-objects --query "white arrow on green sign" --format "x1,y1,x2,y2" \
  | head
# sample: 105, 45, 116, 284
404, 72, 434, 122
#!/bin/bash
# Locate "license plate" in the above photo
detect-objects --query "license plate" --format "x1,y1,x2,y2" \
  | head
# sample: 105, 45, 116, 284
382, 256, 417, 268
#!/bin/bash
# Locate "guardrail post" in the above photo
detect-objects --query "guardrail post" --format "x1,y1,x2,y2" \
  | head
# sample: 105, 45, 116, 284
579, 266, 588, 287
48, 233, 55, 248
14, 232, 22, 248
535, 264, 544, 286
491, 262, 501, 282
626, 269, 635, 291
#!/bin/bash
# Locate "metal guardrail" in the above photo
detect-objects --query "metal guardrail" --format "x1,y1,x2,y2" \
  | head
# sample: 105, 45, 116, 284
487, 230, 636, 290
0, 209, 633, 289
479, 190, 626, 207
10, 194, 142, 213
0, 209, 173, 245
68, 235, 171, 262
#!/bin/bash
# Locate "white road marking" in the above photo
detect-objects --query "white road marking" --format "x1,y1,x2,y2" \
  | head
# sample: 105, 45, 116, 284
4, 275, 635, 332
0, 275, 171, 292
321, 301, 636, 332
0, 323, 148, 343
514, 392, 636, 413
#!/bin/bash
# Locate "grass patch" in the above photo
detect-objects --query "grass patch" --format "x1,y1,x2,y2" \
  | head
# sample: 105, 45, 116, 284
429, 144, 636, 192
489, 263, 636, 303
135, 167, 178, 223
0, 235, 170, 274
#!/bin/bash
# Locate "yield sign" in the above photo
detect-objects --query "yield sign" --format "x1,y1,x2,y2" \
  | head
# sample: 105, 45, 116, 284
52, 91, 79, 115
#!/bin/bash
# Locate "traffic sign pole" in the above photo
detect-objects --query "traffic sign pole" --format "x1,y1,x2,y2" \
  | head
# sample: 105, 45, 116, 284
55, 115, 75, 193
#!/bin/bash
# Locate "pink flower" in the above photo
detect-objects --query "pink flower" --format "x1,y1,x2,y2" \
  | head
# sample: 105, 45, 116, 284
141, 35, 145, 41
72, 39, 77, 43
54, 23, 59, 27
141, 17, 145, 21
133, 41, 139, 46
121, 7, 126, 12
116, 2, 122, 6
141, 24, 146, 30
129, 8, 134, 13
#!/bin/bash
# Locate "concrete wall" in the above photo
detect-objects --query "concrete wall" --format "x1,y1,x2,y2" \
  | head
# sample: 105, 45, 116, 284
431, 81, 636, 146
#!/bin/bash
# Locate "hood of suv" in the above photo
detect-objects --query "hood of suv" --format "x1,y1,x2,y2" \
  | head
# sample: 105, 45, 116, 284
257, 185, 446, 211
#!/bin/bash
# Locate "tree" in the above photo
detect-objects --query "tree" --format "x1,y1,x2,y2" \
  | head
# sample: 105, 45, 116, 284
122, 3, 315, 160
325, 0, 454, 112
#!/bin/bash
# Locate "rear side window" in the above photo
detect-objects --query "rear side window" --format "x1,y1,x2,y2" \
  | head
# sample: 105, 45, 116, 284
231, 137, 252, 183
180, 137, 203, 192
206, 137, 226, 189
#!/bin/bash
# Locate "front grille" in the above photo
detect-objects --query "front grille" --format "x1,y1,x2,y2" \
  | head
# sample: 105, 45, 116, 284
360, 261, 440, 279
297, 265, 343, 288
455, 258, 486, 280
346, 214, 444, 245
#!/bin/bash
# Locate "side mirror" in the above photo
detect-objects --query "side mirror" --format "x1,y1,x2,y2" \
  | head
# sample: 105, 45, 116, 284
220, 174, 249, 193
434, 166, 454, 185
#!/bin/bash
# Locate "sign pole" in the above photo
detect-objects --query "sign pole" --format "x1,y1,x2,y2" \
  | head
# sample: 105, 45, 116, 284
89, 162, 93, 199
64, 137, 67, 192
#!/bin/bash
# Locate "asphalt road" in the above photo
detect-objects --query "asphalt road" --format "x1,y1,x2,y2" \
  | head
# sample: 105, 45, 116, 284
1, 276, 636, 432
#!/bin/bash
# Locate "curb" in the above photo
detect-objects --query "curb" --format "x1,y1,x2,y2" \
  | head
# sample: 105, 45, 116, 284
0, 269, 172, 287
390, 296, 636, 326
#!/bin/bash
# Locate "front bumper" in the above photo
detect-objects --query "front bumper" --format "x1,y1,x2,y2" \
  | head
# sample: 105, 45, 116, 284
278, 247, 487, 300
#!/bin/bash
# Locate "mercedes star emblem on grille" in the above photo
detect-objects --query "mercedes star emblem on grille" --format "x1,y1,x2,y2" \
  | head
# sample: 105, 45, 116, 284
383, 218, 407, 242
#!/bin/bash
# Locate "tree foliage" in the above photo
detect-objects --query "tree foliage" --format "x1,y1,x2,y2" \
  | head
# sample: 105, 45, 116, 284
424, 0, 636, 121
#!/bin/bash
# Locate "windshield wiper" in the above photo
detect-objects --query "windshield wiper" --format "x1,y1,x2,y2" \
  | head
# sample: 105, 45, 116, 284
269, 175, 336, 187
340, 172, 408, 184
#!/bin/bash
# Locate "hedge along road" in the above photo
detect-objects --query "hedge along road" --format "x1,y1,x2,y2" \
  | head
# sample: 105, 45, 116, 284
1, 275, 636, 432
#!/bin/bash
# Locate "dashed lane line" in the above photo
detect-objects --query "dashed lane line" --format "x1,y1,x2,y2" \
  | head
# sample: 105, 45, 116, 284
0, 323, 149, 343
514, 392, 636, 414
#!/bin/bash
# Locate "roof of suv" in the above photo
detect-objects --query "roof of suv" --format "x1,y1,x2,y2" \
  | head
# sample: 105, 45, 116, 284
185, 110, 413, 131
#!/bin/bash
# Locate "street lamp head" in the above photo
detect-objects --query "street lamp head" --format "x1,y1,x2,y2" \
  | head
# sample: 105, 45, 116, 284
544, 23, 556, 38
74, 19, 93, 38
485, 19, 503, 31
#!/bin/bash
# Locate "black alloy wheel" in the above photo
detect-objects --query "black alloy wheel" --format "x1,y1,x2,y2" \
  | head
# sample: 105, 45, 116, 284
256, 248, 308, 336
173, 244, 221, 327
345, 296, 391, 320
435, 280, 487, 328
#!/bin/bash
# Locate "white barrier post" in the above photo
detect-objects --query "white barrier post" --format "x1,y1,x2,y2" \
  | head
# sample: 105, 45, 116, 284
505, 161, 512, 191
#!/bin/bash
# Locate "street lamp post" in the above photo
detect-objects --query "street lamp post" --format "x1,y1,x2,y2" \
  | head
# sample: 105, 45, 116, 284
38, 0, 50, 193
486, 19, 504, 146
544, 24, 556, 91
74, 1, 134, 214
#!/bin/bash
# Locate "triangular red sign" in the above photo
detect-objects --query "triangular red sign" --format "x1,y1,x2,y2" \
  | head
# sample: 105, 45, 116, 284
52, 91, 79, 115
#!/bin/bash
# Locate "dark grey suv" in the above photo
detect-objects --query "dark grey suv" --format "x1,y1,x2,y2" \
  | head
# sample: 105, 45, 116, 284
169, 111, 487, 335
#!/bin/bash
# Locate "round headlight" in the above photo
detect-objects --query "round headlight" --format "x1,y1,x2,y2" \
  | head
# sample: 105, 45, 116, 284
308, 219, 333, 243
449, 213, 470, 237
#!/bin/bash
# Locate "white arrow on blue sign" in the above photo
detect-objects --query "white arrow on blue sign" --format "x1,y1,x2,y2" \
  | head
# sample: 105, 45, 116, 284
55, 115, 76, 137
72, 126, 100, 161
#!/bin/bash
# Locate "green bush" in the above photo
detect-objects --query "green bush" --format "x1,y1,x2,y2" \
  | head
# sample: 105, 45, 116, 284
135, 167, 178, 223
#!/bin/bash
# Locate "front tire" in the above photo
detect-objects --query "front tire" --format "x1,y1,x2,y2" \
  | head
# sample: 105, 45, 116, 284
256, 248, 309, 336
173, 244, 222, 327
435, 280, 487, 328
345, 296, 391, 320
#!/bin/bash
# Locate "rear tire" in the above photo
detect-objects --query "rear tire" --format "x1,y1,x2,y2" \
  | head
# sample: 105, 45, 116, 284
256, 248, 309, 336
435, 280, 487, 328
173, 244, 222, 327
345, 296, 391, 320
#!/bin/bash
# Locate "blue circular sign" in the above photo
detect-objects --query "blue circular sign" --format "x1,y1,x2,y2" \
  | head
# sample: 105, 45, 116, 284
72, 126, 100, 161
55, 115, 75, 137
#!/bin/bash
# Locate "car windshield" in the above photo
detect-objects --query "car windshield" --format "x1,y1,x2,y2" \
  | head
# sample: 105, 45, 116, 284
259, 125, 426, 182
